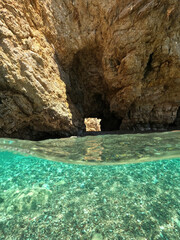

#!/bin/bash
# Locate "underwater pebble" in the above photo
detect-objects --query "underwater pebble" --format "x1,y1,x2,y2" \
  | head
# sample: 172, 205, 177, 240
92, 233, 103, 240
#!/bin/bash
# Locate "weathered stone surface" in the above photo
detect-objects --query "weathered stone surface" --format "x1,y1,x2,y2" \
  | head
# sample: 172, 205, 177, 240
85, 118, 101, 131
0, 0, 180, 139
0, 0, 84, 139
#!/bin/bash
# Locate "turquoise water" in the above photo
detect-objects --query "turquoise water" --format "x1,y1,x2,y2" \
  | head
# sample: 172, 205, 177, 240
0, 133, 180, 239
1, 132, 180, 165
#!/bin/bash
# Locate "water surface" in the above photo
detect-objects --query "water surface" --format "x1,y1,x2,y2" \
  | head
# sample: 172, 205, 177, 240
0, 131, 180, 165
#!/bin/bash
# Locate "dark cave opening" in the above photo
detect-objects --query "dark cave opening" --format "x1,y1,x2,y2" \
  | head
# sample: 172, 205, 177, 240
84, 113, 122, 132
68, 46, 122, 133
54, 45, 123, 139
100, 113, 122, 131
84, 112, 122, 132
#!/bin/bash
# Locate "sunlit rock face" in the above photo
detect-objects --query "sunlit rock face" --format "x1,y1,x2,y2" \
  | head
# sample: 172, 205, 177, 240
85, 118, 101, 131
0, 0, 180, 139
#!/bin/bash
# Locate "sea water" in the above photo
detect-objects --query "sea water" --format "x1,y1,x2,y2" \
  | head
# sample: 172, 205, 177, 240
0, 132, 180, 239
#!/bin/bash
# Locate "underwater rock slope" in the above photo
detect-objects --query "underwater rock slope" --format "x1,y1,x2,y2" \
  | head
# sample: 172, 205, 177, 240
0, 0, 180, 139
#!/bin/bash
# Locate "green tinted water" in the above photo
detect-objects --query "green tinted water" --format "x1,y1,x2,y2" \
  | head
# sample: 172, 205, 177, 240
0, 132, 180, 239
1, 132, 180, 165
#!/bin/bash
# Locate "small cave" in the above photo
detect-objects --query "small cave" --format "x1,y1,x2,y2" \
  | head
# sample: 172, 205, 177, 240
66, 45, 122, 134
84, 113, 122, 133
84, 114, 122, 133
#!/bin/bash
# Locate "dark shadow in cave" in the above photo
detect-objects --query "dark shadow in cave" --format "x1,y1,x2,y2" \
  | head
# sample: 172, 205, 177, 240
54, 45, 122, 136
143, 53, 154, 80
68, 46, 122, 133
68, 46, 105, 117
100, 113, 122, 131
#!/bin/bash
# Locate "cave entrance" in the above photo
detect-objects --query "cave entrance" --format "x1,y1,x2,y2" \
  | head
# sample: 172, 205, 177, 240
100, 113, 122, 131
68, 46, 122, 134
84, 114, 122, 132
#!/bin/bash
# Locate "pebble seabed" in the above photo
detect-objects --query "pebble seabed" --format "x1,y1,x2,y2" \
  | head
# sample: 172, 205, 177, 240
0, 151, 180, 240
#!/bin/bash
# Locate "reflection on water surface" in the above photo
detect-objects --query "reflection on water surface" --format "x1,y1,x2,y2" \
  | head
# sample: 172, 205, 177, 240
0, 131, 180, 165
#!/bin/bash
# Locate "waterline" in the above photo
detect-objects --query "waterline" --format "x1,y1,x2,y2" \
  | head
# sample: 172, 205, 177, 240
0, 131, 180, 165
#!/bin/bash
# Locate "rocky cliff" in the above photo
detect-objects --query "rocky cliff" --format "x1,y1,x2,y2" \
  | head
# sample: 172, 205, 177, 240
0, 0, 180, 139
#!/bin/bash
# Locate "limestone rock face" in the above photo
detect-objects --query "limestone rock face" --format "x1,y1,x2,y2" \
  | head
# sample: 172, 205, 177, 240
85, 118, 101, 131
0, 0, 180, 139
0, 0, 83, 139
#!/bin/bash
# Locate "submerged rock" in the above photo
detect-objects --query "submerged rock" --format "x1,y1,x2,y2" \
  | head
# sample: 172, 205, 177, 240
0, 0, 180, 139
1, 187, 52, 213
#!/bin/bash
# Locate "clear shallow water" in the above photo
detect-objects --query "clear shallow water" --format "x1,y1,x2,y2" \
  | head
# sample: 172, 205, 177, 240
0, 132, 180, 165
0, 133, 180, 239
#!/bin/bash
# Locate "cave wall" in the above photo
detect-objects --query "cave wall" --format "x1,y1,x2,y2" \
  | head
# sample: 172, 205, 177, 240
0, 0, 180, 139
